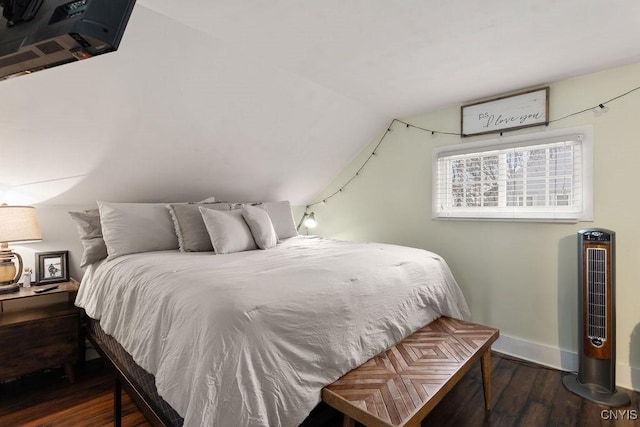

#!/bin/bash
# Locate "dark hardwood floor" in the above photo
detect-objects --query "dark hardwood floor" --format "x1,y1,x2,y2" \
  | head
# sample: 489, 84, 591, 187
0, 360, 149, 427
1, 353, 638, 426
422, 353, 639, 427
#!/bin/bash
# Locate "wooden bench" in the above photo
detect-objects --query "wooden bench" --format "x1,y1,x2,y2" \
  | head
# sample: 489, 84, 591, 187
322, 316, 499, 427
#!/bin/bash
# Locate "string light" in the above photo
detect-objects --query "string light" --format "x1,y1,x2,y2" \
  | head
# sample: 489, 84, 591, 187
301, 83, 640, 219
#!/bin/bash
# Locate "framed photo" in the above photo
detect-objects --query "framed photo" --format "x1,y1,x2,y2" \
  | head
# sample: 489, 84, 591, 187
461, 87, 549, 137
35, 251, 69, 285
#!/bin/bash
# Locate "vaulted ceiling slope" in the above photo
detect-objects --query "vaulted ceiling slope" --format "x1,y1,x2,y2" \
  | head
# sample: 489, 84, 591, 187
1, 1, 639, 206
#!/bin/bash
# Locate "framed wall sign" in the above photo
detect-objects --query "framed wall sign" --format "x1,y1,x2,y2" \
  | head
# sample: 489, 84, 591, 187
35, 250, 69, 285
461, 87, 549, 137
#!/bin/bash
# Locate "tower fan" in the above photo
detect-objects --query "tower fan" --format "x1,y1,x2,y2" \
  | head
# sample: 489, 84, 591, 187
563, 228, 630, 406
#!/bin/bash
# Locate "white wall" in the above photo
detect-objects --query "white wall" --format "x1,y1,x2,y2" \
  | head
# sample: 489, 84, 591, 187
0, 4, 386, 307
0, 5, 387, 207
309, 62, 640, 391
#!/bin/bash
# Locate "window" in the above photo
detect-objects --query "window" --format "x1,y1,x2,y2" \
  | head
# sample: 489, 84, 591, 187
433, 127, 593, 222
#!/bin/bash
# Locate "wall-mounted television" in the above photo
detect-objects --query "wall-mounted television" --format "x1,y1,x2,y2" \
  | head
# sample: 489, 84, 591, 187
0, 0, 136, 81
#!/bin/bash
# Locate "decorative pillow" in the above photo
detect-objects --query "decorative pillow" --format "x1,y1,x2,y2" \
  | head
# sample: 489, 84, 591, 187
262, 201, 298, 240
241, 204, 277, 249
199, 206, 257, 254
98, 201, 179, 259
168, 203, 230, 252
68, 209, 108, 267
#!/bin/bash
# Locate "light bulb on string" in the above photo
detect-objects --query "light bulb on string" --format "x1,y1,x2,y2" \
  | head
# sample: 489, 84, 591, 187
592, 104, 609, 116
303, 212, 317, 229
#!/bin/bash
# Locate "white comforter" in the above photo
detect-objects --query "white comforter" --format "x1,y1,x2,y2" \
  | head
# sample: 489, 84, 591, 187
76, 236, 470, 427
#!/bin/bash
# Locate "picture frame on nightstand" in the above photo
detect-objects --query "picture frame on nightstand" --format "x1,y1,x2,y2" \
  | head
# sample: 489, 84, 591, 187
35, 250, 69, 285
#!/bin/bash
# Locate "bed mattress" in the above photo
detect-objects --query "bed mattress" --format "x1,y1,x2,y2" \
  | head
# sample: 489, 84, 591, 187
76, 236, 470, 426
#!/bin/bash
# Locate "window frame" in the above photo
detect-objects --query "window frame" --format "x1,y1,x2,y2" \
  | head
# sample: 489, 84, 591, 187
432, 126, 593, 223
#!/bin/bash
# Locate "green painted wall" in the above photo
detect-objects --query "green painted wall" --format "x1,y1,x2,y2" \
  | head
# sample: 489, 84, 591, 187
308, 62, 640, 389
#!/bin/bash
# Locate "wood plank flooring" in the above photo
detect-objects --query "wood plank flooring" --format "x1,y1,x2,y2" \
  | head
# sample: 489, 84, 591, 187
422, 353, 639, 427
0, 361, 149, 427
0, 354, 638, 426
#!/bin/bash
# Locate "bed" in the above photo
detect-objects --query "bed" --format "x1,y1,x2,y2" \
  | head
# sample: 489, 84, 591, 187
75, 234, 470, 427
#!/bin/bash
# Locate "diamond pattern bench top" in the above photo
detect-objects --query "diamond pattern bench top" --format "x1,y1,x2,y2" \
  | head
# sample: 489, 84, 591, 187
322, 316, 499, 427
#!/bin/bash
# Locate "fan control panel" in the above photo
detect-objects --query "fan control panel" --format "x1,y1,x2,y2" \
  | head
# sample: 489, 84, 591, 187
582, 230, 611, 242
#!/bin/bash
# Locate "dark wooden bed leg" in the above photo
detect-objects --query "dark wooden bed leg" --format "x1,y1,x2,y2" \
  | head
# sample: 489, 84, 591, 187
480, 350, 492, 411
114, 374, 122, 427
342, 415, 355, 427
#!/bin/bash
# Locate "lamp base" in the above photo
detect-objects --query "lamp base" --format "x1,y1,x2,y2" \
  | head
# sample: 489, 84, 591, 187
0, 282, 19, 294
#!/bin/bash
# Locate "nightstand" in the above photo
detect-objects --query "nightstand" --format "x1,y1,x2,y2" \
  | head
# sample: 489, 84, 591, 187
0, 279, 81, 383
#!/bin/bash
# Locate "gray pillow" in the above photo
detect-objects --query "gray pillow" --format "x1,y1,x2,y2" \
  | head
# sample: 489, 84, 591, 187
199, 207, 257, 254
68, 209, 108, 267
168, 203, 230, 252
69, 209, 102, 239
262, 201, 298, 240
98, 201, 179, 259
78, 238, 109, 268
241, 205, 277, 249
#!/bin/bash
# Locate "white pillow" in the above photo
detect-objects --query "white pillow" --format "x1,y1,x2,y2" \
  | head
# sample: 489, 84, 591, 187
241, 205, 277, 249
199, 207, 257, 254
262, 201, 298, 240
98, 201, 179, 259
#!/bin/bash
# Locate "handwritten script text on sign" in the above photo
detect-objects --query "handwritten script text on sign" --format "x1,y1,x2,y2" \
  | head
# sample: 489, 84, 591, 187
462, 88, 548, 136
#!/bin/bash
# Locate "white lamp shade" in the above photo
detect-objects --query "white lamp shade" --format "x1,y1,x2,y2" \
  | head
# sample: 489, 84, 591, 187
0, 205, 43, 243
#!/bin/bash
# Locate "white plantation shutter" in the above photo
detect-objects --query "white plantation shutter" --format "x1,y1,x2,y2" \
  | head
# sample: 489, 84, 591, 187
433, 131, 592, 222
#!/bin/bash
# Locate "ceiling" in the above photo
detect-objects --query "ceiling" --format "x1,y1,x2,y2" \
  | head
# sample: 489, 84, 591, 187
1, 1, 639, 206
140, 0, 640, 116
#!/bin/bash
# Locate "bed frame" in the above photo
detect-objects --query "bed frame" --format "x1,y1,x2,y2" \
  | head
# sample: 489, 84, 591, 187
85, 318, 182, 426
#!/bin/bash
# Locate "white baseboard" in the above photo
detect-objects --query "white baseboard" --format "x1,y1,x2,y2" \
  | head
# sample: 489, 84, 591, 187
493, 334, 639, 392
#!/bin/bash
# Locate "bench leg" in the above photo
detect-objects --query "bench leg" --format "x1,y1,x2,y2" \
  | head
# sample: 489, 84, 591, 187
480, 350, 492, 411
343, 415, 356, 427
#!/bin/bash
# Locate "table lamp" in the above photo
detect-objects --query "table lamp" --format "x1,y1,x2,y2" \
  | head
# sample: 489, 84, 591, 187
0, 204, 43, 294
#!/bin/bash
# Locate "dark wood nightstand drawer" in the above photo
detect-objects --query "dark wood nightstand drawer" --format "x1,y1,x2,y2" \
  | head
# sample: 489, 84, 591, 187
0, 303, 79, 380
